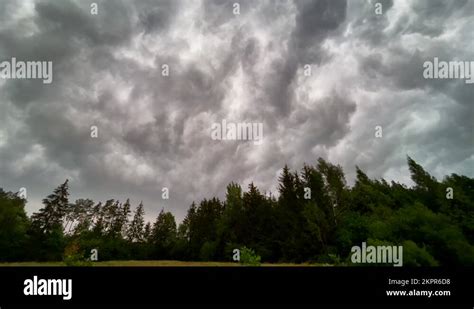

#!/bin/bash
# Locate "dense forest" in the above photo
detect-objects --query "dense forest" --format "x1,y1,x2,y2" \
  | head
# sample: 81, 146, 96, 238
1, 157, 473, 266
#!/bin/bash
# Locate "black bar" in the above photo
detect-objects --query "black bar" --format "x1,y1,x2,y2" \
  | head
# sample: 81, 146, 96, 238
0, 267, 471, 307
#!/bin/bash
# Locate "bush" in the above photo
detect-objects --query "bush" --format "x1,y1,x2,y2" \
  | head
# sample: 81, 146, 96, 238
402, 240, 439, 266
315, 253, 341, 265
63, 242, 92, 266
199, 241, 217, 261
240, 246, 261, 266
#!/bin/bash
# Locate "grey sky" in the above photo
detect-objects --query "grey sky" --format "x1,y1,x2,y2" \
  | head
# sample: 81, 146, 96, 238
0, 0, 473, 223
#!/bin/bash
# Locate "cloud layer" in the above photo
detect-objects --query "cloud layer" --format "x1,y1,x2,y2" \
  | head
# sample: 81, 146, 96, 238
0, 0, 473, 221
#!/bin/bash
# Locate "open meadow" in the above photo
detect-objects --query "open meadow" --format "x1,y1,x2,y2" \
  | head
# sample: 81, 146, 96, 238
0, 260, 328, 267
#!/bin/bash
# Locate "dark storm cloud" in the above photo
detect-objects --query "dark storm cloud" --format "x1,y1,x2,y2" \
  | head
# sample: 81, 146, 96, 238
0, 0, 472, 222
293, 0, 347, 54
263, 0, 347, 116
139, 0, 180, 34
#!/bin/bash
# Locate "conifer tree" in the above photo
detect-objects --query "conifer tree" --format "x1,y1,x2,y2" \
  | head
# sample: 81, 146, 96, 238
31, 179, 70, 234
127, 202, 145, 242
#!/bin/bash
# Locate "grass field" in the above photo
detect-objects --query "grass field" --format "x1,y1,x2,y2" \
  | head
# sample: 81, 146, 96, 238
0, 260, 329, 267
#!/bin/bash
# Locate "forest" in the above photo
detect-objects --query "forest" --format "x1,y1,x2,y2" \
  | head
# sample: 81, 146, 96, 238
1, 156, 473, 266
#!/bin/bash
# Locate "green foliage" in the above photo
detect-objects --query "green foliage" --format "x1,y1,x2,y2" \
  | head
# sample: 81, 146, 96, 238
239, 247, 261, 266
0, 190, 29, 261
127, 202, 145, 242
28, 180, 69, 261
150, 210, 177, 259
63, 242, 92, 266
31, 180, 69, 234
199, 241, 217, 261
185, 198, 223, 260
1, 156, 474, 266
315, 252, 341, 265
402, 240, 438, 266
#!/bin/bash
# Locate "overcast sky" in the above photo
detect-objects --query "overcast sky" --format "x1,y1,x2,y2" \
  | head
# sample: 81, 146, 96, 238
0, 0, 473, 222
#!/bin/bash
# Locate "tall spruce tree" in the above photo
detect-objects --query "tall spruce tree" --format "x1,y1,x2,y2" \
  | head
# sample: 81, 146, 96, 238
143, 222, 152, 242
31, 179, 69, 234
29, 180, 70, 260
127, 202, 145, 242
151, 209, 177, 259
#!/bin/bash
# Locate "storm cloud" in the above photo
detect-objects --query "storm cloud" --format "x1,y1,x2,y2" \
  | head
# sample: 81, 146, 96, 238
0, 0, 472, 222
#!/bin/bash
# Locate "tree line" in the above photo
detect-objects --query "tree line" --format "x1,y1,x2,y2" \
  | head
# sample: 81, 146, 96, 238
1, 156, 473, 266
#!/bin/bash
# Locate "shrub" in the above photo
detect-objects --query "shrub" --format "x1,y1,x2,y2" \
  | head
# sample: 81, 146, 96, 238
63, 241, 92, 266
402, 240, 439, 266
199, 241, 217, 261
240, 246, 261, 266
